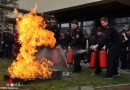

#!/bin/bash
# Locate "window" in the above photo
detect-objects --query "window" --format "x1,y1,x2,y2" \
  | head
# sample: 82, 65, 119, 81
82, 21, 95, 38
61, 23, 70, 34
113, 17, 130, 32
61, 23, 69, 28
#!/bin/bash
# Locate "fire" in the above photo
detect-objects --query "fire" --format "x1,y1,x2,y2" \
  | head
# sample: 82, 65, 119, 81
8, 10, 56, 80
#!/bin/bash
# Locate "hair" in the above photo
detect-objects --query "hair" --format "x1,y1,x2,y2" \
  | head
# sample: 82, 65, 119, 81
49, 17, 57, 24
100, 17, 108, 22
49, 15, 57, 22
127, 28, 130, 32
71, 20, 79, 25
50, 18, 56, 21
96, 27, 102, 32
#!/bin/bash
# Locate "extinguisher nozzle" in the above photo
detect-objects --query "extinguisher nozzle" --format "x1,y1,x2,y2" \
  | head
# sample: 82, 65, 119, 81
76, 49, 88, 54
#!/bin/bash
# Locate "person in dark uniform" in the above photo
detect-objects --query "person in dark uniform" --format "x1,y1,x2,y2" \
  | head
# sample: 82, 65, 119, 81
60, 31, 71, 65
92, 17, 121, 79
3, 31, 14, 59
119, 30, 128, 70
94, 28, 104, 75
45, 16, 60, 61
70, 20, 84, 72
88, 31, 97, 63
90, 27, 106, 75
60, 31, 71, 49
126, 29, 130, 71
45, 17, 60, 46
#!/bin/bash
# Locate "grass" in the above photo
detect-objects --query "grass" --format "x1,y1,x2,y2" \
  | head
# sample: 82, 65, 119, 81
0, 58, 130, 90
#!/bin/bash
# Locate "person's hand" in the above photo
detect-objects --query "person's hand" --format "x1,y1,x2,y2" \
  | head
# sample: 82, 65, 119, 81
92, 44, 98, 50
126, 47, 129, 51
56, 46, 59, 49
68, 46, 71, 49
102, 45, 106, 50
90, 45, 94, 49
122, 33, 125, 36
76, 34, 79, 38
93, 49, 97, 52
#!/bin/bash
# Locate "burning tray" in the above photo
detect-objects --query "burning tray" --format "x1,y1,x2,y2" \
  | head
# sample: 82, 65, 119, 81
4, 69, 62, 84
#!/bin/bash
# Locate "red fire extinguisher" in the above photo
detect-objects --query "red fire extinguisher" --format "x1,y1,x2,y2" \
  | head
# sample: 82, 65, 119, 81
52, 48, 59, 64
99, 50, 107, 68
67, 47, 73, 64
89, 51, 96, 68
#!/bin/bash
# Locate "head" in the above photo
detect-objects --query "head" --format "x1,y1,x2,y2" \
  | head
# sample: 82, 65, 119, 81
120, 30, 125, 35
126, 29, 130, 36
100, 17, 108, 28
96, 27, 103, 36
50, 18, 57, 27
71, 20, 79, 30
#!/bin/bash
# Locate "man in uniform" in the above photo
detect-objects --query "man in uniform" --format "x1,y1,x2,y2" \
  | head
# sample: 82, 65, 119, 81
119, 30, 128, 70
92, 17, 121, 79
45, 16, 60, 46
60, 31, 71, 49
70, 20, 84, 72
45, 16, 60, 61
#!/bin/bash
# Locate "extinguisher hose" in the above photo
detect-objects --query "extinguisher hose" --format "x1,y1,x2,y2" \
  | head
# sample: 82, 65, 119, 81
59, 45, 70, 69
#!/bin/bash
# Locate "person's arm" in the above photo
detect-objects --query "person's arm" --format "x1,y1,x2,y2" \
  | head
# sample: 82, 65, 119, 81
91, 44, 99, 50
56, 27, 61, 45
122, 33, 128, 42
102, 45, 106, 50
92, 28, 111, 50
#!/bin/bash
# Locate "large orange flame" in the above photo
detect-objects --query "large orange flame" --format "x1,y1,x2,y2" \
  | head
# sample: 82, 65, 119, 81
8, 10, 56, 80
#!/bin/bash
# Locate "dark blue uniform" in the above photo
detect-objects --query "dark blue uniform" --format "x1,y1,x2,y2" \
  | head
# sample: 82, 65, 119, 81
89, 31, 104, 74
45, 25, 60, 46
70, 27, 84, 72
60, 31, 71, 49
97, 26, 121, 78
45, 25, 60, 60
120, 32, 128, 69
127, 36, 130, 70
95, 34, 104, 74
3, 32, 14, 59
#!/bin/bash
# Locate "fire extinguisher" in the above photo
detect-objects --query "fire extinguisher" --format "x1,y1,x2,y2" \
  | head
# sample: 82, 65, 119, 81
89, 51, 96, 68
52, 48, 59, 64
99, 50, 107, 68
67, 47, 73, 64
